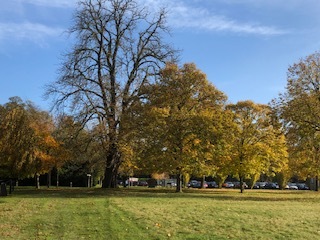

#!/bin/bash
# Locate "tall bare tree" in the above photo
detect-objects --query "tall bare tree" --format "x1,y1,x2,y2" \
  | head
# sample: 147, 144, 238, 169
46, 0, 176, 188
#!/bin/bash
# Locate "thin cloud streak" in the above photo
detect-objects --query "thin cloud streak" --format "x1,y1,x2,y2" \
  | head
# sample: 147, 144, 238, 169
141, 0, 286, 36
169, 5, 286, 36
0, 22, 64, 45
15, 0, 77, 8
3, 0, 286, 48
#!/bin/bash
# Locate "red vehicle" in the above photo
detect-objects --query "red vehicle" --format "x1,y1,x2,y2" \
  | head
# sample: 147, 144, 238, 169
222, 182, 234, 188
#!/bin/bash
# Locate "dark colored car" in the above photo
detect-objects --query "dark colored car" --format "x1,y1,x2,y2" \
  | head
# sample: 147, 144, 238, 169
296, 183, 309, 190
264, 182, 279, 189
137, 181, 148, 186
189, 180, 208, 188
233, 182, 248, 189
188, 180, 199, 188
207, 181, 218, 188
253, 182, 267, 189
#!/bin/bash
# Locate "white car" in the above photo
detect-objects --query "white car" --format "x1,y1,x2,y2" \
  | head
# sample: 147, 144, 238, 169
286, 183, 298, 190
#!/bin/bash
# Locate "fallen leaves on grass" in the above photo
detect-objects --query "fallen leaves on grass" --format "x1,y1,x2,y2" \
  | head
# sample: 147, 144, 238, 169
155, 222, 161, 228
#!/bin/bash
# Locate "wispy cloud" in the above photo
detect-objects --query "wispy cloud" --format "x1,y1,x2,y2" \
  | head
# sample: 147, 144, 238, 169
171, 8, 285, 35
15, 0, 77, 8
141, 0, 286, 36
7, 0, 286, 40
0, 22, 64, 46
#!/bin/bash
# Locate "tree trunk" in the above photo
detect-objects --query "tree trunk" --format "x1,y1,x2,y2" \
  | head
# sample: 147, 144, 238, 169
176, 172, 183, 193
216, 174, 227, 189
316, 175, 319, 191
201, 175, 206, 189
47, 170, 51, 188
249, 173, 259, 189
102, 154, 119, 188
9, 180, 13, 194
121, 175, 127, 188
239, 156, 244, 193
56, 169, 59, 188
102, 145, 120, 188
0, 183, 7, 196
102, 166, 117, 188
277, 172, 288, 190
35, 174, 40, 189
240, 175, 244, 193
183, 173, 190, 188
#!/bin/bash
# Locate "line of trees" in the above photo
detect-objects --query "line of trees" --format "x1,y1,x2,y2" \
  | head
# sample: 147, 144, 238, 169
0, 97, 106, 188
127, 63, 288, 193
1, 0, 320, 192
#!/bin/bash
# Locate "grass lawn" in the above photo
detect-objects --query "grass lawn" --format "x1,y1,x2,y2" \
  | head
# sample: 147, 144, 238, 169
0, 187, 320, 239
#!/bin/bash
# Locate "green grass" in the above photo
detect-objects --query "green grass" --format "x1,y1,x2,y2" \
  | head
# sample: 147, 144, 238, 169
1, 187, 320, 239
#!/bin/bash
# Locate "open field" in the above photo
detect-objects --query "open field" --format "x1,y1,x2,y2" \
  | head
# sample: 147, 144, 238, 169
0, 187, 320, 239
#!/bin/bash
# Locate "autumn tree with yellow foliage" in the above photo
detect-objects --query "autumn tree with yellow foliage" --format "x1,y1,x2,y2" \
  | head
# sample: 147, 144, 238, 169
272, 52, 320, 190
136, 63, 227, 192
0, 97, 66, 188
227, 101, 288, 192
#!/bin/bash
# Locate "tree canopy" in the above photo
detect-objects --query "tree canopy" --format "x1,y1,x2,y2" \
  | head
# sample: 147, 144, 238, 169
46, 0, 177, 188
3, 1, 320, 192
227, 101, 288, 192
135, 63, 227, 192
272, 52, 320, 187
0, 97, 64, 181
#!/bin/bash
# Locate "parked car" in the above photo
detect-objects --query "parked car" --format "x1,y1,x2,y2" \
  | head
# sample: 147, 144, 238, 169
253, 182, 267, 189
195, 181, 208, 188
207, 181, 218, 188
202, 181, 208, 188
166, 181, 177, 187
137, 181, 148, 186
286, 183, 298, 190
188, 180, 208, 188
296, 183, 309, 190
188, 180, 199, 188
222, 182, 234, 188
264, 182, 279, 189
233, 182, 248, 189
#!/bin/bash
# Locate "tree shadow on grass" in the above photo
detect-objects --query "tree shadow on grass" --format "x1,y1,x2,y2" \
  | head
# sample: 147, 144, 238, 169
11, 187, 114, 199
109, 187, 320, 203
11, 187, 320, 203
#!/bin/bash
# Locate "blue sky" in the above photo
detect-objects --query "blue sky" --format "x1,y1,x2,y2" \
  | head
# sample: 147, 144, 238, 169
1, 0, 320, 110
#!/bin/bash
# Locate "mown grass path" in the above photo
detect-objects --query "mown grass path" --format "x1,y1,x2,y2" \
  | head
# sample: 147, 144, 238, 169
0, 187, 320, 239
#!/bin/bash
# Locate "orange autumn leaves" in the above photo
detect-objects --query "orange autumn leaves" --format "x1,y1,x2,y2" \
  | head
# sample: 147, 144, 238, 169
0, 97, 66, 178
